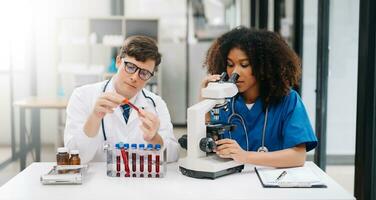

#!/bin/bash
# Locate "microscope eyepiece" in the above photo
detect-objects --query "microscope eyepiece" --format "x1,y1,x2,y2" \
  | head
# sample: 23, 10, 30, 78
219, 72, 228, 82
228, 73, 239, 83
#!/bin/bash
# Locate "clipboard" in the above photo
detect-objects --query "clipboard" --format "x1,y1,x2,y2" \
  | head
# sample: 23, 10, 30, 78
255, 166, 327, 188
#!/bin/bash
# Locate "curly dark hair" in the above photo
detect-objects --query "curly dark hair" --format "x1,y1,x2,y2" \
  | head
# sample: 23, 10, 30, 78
204, 26, 301, 106
118, 35, 162, 71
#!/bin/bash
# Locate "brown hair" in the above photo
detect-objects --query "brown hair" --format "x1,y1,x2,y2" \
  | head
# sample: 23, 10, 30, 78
204, 26, 301, 106
118, 35, 162, 71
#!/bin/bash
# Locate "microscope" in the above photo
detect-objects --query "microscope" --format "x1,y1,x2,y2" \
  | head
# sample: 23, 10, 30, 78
178, 72, 244, 179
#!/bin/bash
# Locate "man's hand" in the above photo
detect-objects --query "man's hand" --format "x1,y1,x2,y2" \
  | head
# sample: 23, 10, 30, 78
138, 109, 160, 142
92, 92, 124, 119
84, 92, 124, 137
215, 139, 249, 163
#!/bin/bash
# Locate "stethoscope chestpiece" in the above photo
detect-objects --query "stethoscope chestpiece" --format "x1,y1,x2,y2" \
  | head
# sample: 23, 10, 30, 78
103, 142, 110, 151
257, 146, 269, 153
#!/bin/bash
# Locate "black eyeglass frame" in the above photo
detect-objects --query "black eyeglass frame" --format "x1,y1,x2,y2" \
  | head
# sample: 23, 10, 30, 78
122, 59, 154, 81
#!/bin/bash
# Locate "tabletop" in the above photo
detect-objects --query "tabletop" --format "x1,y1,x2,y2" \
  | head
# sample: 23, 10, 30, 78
13, 97, 68, 109
0, 161, 355, 200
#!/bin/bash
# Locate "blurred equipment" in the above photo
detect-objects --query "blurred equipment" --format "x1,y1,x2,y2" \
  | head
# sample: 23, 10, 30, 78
125, 19, 159, 41
179, 72, 244, 179
191, 0, 230, 41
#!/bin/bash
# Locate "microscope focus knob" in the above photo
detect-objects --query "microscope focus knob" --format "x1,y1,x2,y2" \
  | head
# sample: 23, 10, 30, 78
199, 138, 217, 153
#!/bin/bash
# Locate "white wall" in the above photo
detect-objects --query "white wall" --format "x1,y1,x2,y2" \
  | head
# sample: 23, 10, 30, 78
0, 0, 35, 145
0, 75, 11, 145
0, 0, 113, 145
0, 21, 12, 145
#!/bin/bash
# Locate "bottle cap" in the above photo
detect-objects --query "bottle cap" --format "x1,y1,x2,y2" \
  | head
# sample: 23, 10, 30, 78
57, 147, 68, 153
139, 144, 145, 149
118, 142, 124, 148
147, 144, 153, 150
155, 144, 161, 150
70, 150, 79, 155
131, 143, 137, 149
124, 143, 129, 149
115, 143, 120, 149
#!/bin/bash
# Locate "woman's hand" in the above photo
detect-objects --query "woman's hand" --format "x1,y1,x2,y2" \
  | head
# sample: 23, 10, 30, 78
201, 74, 221, 89
215, 139, 249, 163
200, 74, 221, 103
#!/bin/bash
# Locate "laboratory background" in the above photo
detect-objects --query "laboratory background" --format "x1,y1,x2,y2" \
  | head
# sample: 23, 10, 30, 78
0, 0, 375, 199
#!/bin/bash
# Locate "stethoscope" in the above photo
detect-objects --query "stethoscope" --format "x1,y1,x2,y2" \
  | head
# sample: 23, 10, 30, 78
257, 107, 269, 152
229, 97, 269, 152
101, 78, 156, 142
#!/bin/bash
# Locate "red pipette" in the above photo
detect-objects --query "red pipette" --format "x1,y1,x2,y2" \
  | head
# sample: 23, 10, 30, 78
120, 148, 130, 177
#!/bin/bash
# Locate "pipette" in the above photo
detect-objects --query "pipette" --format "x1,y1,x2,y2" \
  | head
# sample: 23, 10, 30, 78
121, 149, 130, 177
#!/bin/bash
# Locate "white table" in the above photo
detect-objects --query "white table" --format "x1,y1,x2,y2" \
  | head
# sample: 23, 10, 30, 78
0, 161, 355, 200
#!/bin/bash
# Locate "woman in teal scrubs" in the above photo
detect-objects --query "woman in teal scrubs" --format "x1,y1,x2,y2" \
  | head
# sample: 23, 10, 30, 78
202, 27, 317, 168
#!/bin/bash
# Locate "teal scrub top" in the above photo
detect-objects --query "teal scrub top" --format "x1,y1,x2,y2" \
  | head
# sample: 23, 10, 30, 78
214, 90, 317, 152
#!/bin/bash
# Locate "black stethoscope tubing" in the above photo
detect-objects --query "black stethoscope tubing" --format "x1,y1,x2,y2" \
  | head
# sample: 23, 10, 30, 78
229, 97, 269, 152
101, 78, 156, 141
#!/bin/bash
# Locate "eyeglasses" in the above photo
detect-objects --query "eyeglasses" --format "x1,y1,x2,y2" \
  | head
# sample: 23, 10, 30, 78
122, 60, 154, 81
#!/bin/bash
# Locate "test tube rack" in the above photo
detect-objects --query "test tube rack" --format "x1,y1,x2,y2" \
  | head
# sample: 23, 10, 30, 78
105, 143, 166, 178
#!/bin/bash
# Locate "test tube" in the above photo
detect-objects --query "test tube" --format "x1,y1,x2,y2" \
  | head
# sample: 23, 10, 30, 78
147, 144, 153, 178
155, 144, 161, 178
115, 143, 121, 177
106, 144, 114, 177
131, 143, 137, 177
139, 144, 145, 177
124, 143, 130, 160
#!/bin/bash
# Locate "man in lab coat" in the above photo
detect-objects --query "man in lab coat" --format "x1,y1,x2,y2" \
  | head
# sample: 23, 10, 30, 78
64, 35, 179, 163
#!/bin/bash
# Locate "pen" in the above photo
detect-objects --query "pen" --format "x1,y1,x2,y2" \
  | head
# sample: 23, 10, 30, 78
275, 170, 287, 182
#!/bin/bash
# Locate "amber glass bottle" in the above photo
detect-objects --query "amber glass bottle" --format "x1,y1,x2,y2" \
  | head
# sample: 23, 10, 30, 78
56, 147, 69, 165
69, 150, 81, 165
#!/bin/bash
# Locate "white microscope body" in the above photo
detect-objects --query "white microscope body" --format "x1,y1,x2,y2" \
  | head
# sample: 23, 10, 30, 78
179, 74, 244, 179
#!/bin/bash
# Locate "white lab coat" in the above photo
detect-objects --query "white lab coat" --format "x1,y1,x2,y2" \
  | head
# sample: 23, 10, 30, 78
64, 79, 179, 163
